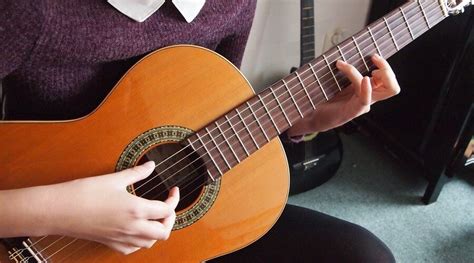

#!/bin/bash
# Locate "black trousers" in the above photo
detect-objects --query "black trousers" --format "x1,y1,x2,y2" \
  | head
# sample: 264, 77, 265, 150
210, 204, 395, 262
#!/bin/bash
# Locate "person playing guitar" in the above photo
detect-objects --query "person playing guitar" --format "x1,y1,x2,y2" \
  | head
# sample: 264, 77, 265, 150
0, 0, 401, 261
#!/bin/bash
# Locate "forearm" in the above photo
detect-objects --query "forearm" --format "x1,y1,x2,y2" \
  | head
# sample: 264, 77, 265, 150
0, 184, 62, 238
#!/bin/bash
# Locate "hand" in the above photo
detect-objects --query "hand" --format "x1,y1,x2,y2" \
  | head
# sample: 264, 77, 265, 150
51, 161, 180, 255
287, 54, 400, 136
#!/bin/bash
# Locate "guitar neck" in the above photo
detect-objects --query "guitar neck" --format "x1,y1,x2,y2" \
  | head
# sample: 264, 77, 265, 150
300, 0, 316, 65
188, 0, 448, 181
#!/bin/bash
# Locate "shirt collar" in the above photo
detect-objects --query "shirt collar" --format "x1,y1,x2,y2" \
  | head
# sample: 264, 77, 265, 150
108, 0, 206, 23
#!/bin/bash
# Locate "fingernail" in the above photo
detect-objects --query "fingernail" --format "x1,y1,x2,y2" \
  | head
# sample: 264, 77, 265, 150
374, 54, 380, 59
144, 161, 155, 168
336, 60, 345, 68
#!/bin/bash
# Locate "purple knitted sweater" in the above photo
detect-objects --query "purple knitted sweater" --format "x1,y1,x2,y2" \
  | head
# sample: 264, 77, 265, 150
0, 0, 256, 120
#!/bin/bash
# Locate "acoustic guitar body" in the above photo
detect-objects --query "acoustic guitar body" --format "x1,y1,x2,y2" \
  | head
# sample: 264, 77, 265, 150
0, 45, 289, 262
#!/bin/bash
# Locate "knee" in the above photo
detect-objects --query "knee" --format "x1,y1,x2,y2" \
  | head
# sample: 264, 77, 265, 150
343, 224, 396, 263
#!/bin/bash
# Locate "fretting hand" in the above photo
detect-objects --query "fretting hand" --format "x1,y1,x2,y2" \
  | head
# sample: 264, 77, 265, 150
287, 54, 400, 137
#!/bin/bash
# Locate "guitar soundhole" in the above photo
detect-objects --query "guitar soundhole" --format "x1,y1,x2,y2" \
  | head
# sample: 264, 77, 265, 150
133, 142, 208, 211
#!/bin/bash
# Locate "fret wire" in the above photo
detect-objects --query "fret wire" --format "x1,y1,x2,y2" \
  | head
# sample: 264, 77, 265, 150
352, 36, 370, 72
337, 45, 347, 62
258, 94, 281, 134
309, 62, 329, 100
384, 17, 399, 51
193, 134, 223, 176
189, 136, 220, 179
295, 71, 316, 109
215, 121, 240, 163
205, 127, 231, 169
367, 26, 383, 57
302, 41, 315, 46
225, 115, 250, 156
236, 108, 260, 149
322, 54, 342, 91
270, 88, 292, 126
302, 34, 314, 38
418, 0, 431, 28
303, 49, 315, 53
302, 16, 314, 20
246, 102, 270, 142
282, 79, 304, 118
400, 7, 415, 40
303, 25, 314, 29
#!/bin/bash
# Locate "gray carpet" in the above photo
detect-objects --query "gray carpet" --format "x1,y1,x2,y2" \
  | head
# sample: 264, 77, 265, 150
288, 132, 474, 263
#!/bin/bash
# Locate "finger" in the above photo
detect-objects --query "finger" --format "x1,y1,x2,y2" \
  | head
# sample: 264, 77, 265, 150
161, 210, 176, 240
141, 199, 173, 219
135, 220, 171, 240
371, 54, 392, 70
164, 187, 180, 210
120, 236, 157, 249
336, 60, 363, 87
359, 77, 372, 107
119, 161, 156, 186
104, 241, 140, 255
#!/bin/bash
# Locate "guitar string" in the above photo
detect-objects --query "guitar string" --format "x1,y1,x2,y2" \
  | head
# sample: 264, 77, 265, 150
132, 0, 427, 194
16, 2, 443, 262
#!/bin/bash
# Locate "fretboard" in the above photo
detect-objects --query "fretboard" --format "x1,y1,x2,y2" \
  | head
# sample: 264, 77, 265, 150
187, 0, 448, 181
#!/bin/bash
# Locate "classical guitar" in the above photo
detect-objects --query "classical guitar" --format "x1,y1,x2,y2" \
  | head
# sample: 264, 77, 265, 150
1, 1, 472, 262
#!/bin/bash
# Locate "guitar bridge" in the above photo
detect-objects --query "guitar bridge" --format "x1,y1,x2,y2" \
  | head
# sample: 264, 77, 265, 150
3, 237, 47, 263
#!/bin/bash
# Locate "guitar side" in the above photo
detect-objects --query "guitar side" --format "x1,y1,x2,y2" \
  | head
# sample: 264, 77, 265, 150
0, 45, 289, 262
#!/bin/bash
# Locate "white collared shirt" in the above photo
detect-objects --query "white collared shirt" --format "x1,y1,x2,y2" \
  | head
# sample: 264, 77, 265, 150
108, 0, 206, 23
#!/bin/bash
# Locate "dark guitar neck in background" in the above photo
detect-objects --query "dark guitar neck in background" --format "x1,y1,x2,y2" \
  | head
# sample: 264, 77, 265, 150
188, 1, 448, 181
300, 0, 316, 66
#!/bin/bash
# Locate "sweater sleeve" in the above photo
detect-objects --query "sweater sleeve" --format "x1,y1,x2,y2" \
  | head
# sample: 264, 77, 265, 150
0, 0, 43, 79
215, 0, 256, 69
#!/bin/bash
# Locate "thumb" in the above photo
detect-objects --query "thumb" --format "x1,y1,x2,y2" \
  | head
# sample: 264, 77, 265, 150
358, 76, 372, 106
119, 161, 156, 186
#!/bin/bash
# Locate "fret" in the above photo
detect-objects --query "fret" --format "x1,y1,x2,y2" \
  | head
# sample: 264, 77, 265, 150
384, 17, 399, 51
303, 48, 315, 53
302, 6, 313, 10
367, 26, 382, 57
205, 127, 231, 169
309, 62, 329, 100
303, 25, 314, 29
246, 102, 269, 142
190, 136, 222, 178
418, 0, 431, 29
215, 120, 240, 163
400, 7, 415, 40
258, 94, 281, 134
236, 108, 260, 149
270, 88, 292, 126
282, 79, 303, 118
302, 34, 314, 38
295, 71, 315, 109
322, 54, 341, 91
337, 45, 346, 62
303, 41, 315, 46
352, 36, 370, 72
302, 16, 314, 20
225, 115, 249, 156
